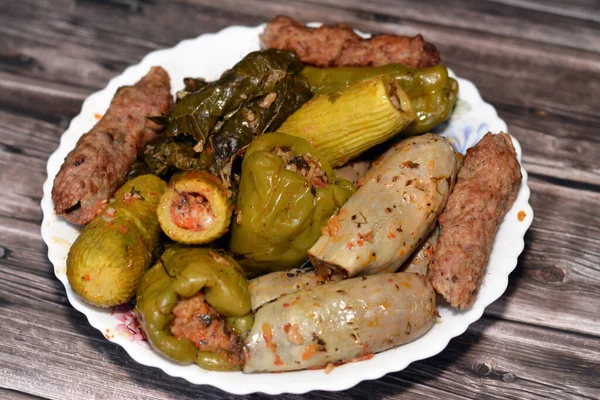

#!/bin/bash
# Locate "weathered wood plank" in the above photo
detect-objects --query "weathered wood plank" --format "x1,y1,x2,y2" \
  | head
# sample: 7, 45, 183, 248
494, 103, 600, 187
1, 287, 598, 400
485, 178, 600, 336
0, 143, 48, 222
290, 0, 600, 52
0, 388, 46, 400
0, 0, 256, 88
0, 72, 87, 126
0, 111, 62, 160
0, 172, 598, 397
486, 0, 600, 23
2, 0, 598, 188
1, 0, 599, 399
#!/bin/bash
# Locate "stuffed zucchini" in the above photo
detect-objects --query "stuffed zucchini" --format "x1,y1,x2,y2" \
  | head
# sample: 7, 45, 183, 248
278, 75, 416, 167
66, 175, 167, 307
157, 170, 232, 245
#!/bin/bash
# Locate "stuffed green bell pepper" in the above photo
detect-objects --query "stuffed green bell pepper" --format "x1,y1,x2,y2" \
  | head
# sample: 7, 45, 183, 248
136, 245, 253, 371
229, 133, 355, 273
301, 64, 458, 134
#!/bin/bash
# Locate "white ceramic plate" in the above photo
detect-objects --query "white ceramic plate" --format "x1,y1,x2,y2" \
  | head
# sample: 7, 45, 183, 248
41, 23, 533, 395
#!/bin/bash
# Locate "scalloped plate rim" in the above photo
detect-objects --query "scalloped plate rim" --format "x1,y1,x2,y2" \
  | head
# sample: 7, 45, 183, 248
40, 23, 533, 395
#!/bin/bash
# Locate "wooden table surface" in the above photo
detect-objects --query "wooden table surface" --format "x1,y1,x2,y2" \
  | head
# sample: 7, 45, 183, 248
1, 0, 599, 399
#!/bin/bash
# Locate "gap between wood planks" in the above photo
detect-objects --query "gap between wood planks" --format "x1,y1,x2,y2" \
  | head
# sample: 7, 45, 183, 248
0, 1, 599, 398
0, 388, 47, 400
484, 0, 600, 24
0, 299, 598, 400
176, 0, 600, 53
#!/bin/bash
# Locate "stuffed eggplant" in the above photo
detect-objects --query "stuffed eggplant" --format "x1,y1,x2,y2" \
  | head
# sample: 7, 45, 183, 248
136, 245, 253, 371
309, 134, 458, 280
243, 272, 437, 373
248, 268, 323, 312
67, 175, 167, 307
229, 133, 355, 273
278, 76, 416, 167
157, 170, 232, 245
401, 226, 439, 276
301, 63, 458, 134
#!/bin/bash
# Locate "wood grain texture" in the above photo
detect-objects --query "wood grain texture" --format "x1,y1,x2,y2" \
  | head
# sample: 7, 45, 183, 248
1, 0, 599, 399
485, 178, 600, 336
2, 285, 599, 400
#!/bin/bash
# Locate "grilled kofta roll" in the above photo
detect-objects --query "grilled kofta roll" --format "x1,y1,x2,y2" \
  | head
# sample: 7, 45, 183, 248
52, 67, 173, 225
261, 16, 441, 68
429, 132, 522, 309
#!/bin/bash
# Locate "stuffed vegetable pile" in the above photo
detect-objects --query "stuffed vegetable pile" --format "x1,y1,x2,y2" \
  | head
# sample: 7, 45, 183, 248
52, 16, 522, 373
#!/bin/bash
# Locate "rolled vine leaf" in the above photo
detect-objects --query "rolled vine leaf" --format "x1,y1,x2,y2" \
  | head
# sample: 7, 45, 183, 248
147, 49, 313, 183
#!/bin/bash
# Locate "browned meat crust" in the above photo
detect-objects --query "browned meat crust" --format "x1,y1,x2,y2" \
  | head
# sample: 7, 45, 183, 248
261, 15, 441, 68
429, 133, 522, 309
52, 67, 173, 225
